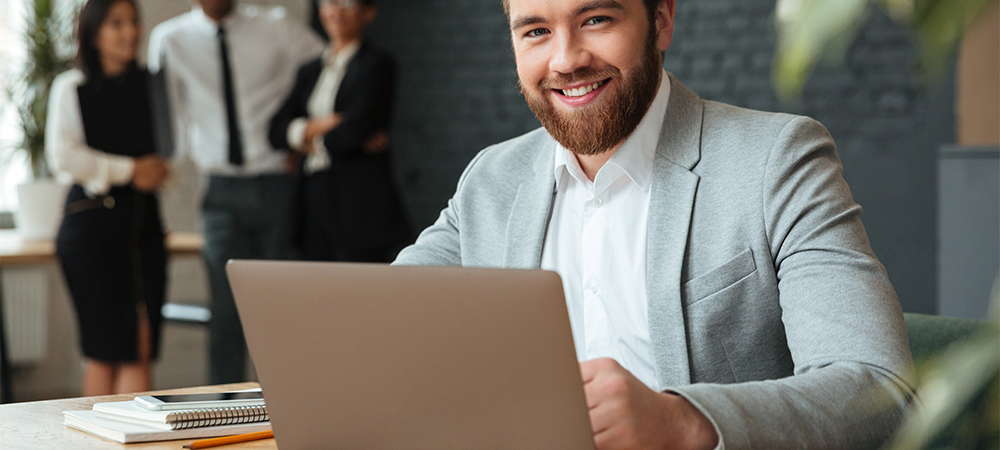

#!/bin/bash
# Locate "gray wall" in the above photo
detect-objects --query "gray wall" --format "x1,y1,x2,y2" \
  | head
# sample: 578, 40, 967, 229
367, 0, 955, 314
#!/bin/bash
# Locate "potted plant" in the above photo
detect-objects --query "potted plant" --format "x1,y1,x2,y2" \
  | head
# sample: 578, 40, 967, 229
773, 0, 998, 100
4, 0, 76, 239
773, 1, 999, 448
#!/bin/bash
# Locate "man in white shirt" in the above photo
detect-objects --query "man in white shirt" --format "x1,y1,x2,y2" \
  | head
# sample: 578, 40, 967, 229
148, 0, 324, 384
394, 0, 916, 448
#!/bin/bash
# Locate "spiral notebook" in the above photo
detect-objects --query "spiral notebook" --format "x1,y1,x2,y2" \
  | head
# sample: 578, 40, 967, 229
63, 410, 271, 444
92, 400, 269, 430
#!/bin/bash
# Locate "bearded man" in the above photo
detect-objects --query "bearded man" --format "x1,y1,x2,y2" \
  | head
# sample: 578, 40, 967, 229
394, 0, 916, 448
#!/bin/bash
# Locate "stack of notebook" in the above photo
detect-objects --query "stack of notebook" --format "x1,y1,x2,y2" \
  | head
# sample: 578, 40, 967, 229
64, 399, 271, 443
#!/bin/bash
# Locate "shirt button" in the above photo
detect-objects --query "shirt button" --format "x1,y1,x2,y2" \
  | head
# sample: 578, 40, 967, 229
588, 281, 599, 294
593, 198, 603, 207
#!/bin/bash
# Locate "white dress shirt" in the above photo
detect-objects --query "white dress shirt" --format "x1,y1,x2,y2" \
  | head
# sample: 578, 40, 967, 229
540, 70, 671, 391
147, 4, 324, 176
284, 41, 361, 174
45, 69, 135, 195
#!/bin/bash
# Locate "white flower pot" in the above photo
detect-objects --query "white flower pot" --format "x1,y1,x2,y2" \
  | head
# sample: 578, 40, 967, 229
15, 180, 69, 240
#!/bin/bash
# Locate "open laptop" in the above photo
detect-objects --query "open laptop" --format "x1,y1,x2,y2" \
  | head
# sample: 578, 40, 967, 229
226, 260, 595, 449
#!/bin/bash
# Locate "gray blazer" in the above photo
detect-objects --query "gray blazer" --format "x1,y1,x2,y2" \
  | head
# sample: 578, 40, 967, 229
395, 75, 916, 449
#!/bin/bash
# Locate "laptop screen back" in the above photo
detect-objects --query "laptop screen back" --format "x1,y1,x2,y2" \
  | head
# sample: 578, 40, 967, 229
227, 261, 595, 449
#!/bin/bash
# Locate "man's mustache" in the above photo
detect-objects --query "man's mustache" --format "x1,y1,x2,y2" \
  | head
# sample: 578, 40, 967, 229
538, 66, 621, 90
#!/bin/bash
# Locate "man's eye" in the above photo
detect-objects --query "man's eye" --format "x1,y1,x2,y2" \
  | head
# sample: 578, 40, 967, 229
584, 16, 610, 26
525, 28, 549, 38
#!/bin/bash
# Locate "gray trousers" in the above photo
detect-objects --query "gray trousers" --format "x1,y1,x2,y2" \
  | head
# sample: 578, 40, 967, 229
201, 174, 295, 384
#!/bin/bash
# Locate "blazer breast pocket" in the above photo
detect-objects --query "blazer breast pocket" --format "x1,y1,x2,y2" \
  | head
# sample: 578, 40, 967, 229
683, 248, 757, 306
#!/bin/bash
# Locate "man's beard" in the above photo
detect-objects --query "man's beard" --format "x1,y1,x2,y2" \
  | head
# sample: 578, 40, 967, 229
521, 30, 662, 156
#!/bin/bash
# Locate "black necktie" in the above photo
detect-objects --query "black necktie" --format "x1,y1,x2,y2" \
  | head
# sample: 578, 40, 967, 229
218, 26, 243, 166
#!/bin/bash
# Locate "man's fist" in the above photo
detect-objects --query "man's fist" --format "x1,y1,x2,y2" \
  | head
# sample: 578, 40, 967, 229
580, 358, 718, 450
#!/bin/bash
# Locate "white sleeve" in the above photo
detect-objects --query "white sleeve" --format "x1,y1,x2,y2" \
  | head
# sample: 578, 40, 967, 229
146, 25, 165, 74
286, 117, 309, 151
283, 16, 325, 66
147, 25, 190, 166
45, 71, 134, 196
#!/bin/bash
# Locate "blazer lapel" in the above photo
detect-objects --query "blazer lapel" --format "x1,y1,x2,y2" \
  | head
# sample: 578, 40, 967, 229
297, 60, 324, 114
503, 138, 557, 269
334, 43, 367, 111
647, 75, 704, 387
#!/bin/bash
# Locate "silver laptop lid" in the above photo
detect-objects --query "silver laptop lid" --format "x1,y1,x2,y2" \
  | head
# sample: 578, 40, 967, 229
227, 261, 595, 450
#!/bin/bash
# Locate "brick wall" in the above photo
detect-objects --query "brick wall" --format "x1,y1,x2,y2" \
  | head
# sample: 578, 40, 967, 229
369, 1, 535, 227
368, 0, 953, 314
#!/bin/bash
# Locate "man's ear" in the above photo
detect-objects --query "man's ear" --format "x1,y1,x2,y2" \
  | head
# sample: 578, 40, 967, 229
654, 0, 676, 52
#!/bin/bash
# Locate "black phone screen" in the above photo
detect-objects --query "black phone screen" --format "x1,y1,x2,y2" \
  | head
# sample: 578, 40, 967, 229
151, 391, 264, 403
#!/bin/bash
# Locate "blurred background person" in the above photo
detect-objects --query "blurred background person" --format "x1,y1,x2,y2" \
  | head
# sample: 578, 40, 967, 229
46, 0, 170, 396
269, 0, 410, 263
147, 0, 324, 385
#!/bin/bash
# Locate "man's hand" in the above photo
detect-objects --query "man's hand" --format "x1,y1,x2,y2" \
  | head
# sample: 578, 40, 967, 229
363, 130, 390, 155
131, 155, 170, 192
581, 358, 719, 450
302, 114, 342, 153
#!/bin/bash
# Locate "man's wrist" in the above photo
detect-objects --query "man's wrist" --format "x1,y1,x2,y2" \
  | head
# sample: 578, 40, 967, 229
664, 392, 720, 450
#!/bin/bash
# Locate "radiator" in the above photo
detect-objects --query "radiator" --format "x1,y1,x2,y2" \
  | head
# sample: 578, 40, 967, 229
1, 267, 49, 364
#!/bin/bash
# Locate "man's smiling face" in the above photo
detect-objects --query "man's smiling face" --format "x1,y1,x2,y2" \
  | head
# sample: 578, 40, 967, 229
508, 0, 674, 156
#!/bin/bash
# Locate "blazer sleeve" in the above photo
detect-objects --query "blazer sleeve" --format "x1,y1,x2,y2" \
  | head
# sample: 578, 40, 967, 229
321, 52, 394, 157
669, 117, 917, 449
392, 149, 493, 266
269, 64, 314, 151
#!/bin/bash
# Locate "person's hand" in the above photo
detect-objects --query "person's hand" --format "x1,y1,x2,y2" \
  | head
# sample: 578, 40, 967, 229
131, 155, 170, 192
283, 151, 303, 175
302, 114, 342, 153
580, 358, 719, 450
363, 130, 390, 155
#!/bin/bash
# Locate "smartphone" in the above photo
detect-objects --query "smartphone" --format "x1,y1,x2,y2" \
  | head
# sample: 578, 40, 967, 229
133, 390, 265, 410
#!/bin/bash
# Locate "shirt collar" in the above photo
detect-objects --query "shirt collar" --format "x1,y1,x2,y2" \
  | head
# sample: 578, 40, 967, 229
192, 3, 243, 36
553, 69, 672, 193
322, 41, 362, 68
553, 142, 587, 191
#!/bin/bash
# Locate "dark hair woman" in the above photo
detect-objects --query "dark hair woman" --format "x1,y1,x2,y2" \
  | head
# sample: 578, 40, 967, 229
45, 0, 170, 395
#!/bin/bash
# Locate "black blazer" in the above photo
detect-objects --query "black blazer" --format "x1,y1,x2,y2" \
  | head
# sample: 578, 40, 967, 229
269, 42, 409, 251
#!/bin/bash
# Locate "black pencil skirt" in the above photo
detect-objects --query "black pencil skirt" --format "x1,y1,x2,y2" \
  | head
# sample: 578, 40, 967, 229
55, 185, 166, 362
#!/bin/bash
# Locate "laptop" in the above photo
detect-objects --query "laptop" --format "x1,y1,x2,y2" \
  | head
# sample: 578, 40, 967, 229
226, 260, 595, 449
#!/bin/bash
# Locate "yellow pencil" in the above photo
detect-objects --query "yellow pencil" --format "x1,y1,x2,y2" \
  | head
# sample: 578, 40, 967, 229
182, 430, 274, 449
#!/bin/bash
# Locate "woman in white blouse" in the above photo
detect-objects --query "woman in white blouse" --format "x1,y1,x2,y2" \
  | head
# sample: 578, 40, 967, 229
46, 0, 170, 396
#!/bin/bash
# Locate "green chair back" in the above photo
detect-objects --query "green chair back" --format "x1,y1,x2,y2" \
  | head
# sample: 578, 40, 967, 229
903, 312, 993, 364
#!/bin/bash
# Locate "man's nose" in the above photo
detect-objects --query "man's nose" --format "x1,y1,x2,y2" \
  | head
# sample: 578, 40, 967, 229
549, 33, 592, 75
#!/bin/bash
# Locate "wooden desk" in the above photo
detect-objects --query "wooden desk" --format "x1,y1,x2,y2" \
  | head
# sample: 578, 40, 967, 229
0, 382, 275, 449
0, 230, 204, 266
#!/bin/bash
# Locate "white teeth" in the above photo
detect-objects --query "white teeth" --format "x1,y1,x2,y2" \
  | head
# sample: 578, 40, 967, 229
561, 80, 604, 97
